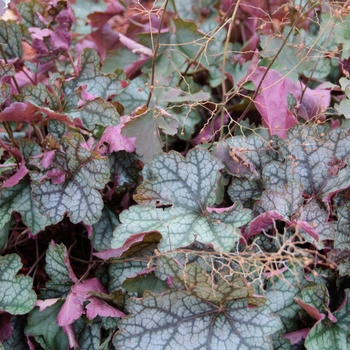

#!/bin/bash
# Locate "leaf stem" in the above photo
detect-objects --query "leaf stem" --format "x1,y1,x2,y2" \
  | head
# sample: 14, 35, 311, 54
146, 0, 170, 108
220, 0, 241, 139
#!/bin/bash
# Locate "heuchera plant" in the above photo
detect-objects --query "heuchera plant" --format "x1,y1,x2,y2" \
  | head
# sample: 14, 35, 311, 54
1, 0, 350, 349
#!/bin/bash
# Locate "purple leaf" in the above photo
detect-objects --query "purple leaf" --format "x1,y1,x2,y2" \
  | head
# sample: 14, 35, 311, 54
294, 298, 325, 322
88, 0, 125, 28
35, 298, 60, 311
57, 291, 83, 326
247, 211, 285, 238
298, 82, 331, 121
283, 328, 310, 345
250, 67, 301, 138
97, 116, 136, 153
0, 161, 29, 189
94, 232, 152, 259
0, 313, 13, 342
0, 102, 42, 123
57, 278, 124, 326
62, 324, 80, 350
0, 140, 29, 189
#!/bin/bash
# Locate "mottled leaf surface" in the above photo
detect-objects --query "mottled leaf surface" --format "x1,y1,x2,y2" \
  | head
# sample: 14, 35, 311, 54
91, 205, 120, 252
0, 20, 23, 59
0, 180, 53, 234
73, 48, 126, 99
0, 254, 36, 314
114, 290, 281, 349
254, 181, 303, 219
113, 148, 251, 251
31, 133, 110, 225
42, 243, 76, 298
263, 126, 350, 202
335, 202, 350, 249
304, 289, 350, 350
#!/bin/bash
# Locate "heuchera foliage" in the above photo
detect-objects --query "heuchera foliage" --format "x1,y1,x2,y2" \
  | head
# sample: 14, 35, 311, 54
1, 0, 350, 349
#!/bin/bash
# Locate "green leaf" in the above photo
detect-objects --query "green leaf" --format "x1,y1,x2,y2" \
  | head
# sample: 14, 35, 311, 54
113, 75, 148, 115
25, 301, 69, 350
102, 48, 140, 73
112, 148, 252, 251
91, 205, 120, 252
295, 284, 330, 319
23, 84, 120, 130
73, 48, 127, 99
335, 202, 350, 249
296, 199, 335, 248
122, 271, 169, 296
134, 148, 222, 207
109, 151, 141, 187
172, 18, 214, 68
335, 98, 350, 118
169, 106, 201, 140
74, 318, 101, 350
228, 178, 262, 208
158, 89, 210, 103
263, 126, 350, 200
254, 181, 304, 219
67, 98, 120, 130
42, 243, 75, 298
334, 13, 350, 59
31, 133, 110, 225
156, 256, 259, 304
114, 290, 281, 349
226, 134, 274, 179
0, 217, 14, 250
0, 254, 36, 314
304, 289, 350, 350
108, 261, 148, 293
17, 0, 47, 29
22, 83, 61, 113
47, 120, 67, 142
0, 180, 53, 234
2, 316, 28, 349
0, 20, 23, 59
260, 35, 313, 82
122, 108, 178, 163
266, 265, 307, 333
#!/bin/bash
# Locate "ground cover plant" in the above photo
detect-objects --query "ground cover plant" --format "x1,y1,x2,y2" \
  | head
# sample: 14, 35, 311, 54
1, 0, 350, 348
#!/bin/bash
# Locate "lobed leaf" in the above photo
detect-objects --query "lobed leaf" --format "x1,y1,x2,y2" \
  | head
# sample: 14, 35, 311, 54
0, 20, 23, 60
0, 254, 36, 315
114, 290, 281, 349
31, 133, 110, 225
25, 300, 69, 350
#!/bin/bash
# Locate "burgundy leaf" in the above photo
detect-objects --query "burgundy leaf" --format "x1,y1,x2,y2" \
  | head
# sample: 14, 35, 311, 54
293, 221, 319, 241
250, 67, 301, 138
0, 102, 42, 123
0, 313, 13, 342
62, 324, 80, 350
94, 232, 151, 259
0, 140, 29, 189
88, 0, 125, 28
57, 291, 84, 326
247, 211, 285, 238
283, 328, 310, 345
298, 82, 331, 121
97, 116, 136, 153
35, 298, 60, 311
294, 298, 325, 322
57, 278, 124, 326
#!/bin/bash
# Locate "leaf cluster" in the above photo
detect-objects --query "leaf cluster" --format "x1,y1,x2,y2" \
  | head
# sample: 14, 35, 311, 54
1, 0, 350, 349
